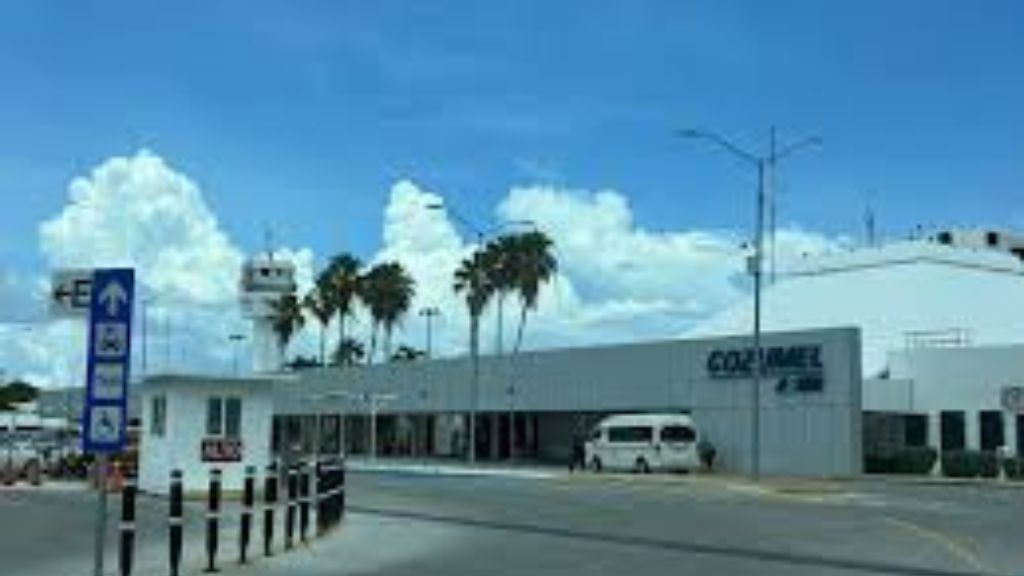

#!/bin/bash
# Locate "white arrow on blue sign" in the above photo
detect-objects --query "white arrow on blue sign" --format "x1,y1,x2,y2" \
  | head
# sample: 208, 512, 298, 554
82, 268, 134, 454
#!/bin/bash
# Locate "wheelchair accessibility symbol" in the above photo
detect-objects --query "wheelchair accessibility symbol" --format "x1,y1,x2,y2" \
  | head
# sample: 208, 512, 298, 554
94, 322, 128, 358
88, 406, 123, 444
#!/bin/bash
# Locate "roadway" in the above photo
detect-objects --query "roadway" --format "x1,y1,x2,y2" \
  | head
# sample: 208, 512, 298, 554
2, 471, 1023, 575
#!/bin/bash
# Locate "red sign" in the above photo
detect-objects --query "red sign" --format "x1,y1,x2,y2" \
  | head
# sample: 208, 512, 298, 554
201, 438, 244, 463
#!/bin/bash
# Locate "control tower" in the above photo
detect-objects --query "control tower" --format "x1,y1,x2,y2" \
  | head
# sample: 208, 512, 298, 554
239, 255, 297, 373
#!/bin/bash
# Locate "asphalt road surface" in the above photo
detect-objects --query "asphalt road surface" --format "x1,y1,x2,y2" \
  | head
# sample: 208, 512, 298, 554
2, 472, 1023, 575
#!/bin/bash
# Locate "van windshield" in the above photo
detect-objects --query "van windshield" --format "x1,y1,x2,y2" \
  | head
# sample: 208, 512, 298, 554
607, 426, 653, 443
660, 426, 696, 443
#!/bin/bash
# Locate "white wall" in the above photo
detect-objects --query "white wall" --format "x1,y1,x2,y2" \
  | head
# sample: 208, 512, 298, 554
284, 327, 863, 477
140, 377, 275, 494
880, 345, 1024, 454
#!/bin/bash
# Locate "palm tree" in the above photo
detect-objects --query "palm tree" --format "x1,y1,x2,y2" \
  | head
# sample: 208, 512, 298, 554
270, 293, 305, 369
303, 285, 334, 366
322, 253, 362, 361
482, 235, 518, 355
361, 262, 416, 363
508, 231, 557, 353
453, 250, 494, 462
332, 337, 366, 367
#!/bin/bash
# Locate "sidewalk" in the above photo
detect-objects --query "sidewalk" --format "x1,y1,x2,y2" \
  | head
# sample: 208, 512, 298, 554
204, 511, 459, 576
346, 457, 561, 480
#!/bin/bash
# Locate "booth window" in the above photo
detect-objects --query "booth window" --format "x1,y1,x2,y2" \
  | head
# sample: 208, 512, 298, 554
979, 411, 1004, 452
940, 411, 965, 451
206, 396, 243, 439
225, 397, 242, 439
206, 398, 224, 436
150, 395, 166, 438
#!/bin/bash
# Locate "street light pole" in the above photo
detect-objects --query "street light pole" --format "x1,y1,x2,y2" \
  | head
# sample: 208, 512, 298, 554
419, 307, 440, 358
229, 333, 246, 377
677, 127, 820, 480
752, 158, 766, 480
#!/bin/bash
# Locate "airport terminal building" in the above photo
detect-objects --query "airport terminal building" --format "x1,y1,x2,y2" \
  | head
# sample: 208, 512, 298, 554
126, 229, 1024, 492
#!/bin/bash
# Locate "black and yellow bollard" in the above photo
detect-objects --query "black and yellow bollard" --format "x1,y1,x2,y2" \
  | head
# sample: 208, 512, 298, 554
169, 470, 184, 576
239, 466, 255, 564
285, 466, 297, 550
339, 458, 347, 525
119, 473, 137, 576
314, 461, 326, 536
299, 463, 311, 543
262, 463, 277, 557
205, 468, 222, 573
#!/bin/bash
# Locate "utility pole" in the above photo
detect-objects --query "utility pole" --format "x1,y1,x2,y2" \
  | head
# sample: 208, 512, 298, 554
419, 307, 440, 358
768, 126, 778, 284
677, 127, 821, 480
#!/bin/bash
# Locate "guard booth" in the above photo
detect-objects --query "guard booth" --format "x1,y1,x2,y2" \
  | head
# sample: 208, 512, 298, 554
139, 375, 275, 494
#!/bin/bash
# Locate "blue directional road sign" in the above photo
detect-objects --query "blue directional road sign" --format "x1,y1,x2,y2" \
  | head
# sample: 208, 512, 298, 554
82, 268, 134, 454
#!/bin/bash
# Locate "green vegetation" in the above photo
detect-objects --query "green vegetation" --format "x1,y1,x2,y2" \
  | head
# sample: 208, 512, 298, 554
0, 380, 37, 411
940, 450, 1000, 478
864, 446, 937, 475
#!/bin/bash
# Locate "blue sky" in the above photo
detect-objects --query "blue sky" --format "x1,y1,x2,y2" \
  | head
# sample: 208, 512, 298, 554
2, 0, 1023, 274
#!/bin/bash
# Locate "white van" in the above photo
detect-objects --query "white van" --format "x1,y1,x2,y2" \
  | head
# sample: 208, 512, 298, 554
584, 414, 699, 473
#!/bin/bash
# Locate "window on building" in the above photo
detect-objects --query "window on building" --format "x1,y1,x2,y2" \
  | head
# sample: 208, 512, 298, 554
225, 397, 243, 439
206, 396, 242, 438
607, 426, 653, 443
904, 414, 928, 447
986, 231, 999, 247
150, 395, 166, 438
206, 397, 224, 436
940, 411, 965, 451
660, 425, 696, 443
979, 411, 1004, 452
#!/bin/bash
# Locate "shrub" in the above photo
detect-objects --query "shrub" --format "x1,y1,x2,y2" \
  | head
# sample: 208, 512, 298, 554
941, 450, 995, 478
978, 451, 999, 478
892, 447, 938, 474
1002, 457, 1024, 480
864, 446, 937, 475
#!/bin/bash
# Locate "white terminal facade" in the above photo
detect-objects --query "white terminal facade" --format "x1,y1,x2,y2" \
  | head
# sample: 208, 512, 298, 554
129, 228, 1024, 492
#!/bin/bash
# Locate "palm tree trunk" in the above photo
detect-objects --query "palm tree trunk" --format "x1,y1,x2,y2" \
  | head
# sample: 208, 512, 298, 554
384, 325, 393, 361
469, 313, 480, 463
368, 323, 378, 365
513, 302, 529, 354
496, 293, 505, 355
337, 311, 346, 367
319, 323, 326, 366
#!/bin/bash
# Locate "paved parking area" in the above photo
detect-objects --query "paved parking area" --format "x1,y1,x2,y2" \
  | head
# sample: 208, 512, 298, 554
3, 473, 1022, 575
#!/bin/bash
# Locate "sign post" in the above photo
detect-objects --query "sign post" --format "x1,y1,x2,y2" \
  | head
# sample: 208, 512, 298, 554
82, 268, 135, 576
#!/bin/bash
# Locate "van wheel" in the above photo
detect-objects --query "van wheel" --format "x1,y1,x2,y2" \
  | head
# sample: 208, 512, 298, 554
635, 457, 651, 474
589, 457, 603, 473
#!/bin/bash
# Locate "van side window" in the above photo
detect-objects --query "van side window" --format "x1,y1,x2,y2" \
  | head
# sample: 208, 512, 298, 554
661, 426, 696, 442
607, 426, 653, 443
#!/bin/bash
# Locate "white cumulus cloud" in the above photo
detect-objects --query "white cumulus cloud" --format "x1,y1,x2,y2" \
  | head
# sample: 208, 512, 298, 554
0, 153, 845, 387
1, 150, 315, 386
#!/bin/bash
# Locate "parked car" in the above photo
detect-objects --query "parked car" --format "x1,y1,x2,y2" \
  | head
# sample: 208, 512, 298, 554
584, 414, 699, 473
2, 439, 43, 480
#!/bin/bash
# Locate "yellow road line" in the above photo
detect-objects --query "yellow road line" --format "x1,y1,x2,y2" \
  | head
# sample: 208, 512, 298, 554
882, 516, 990, 574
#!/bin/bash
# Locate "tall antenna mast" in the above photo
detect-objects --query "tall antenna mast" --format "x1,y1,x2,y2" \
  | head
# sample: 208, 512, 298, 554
264, 223, 275, 262
768, 126, 778, 284
864, 195, 877, 246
